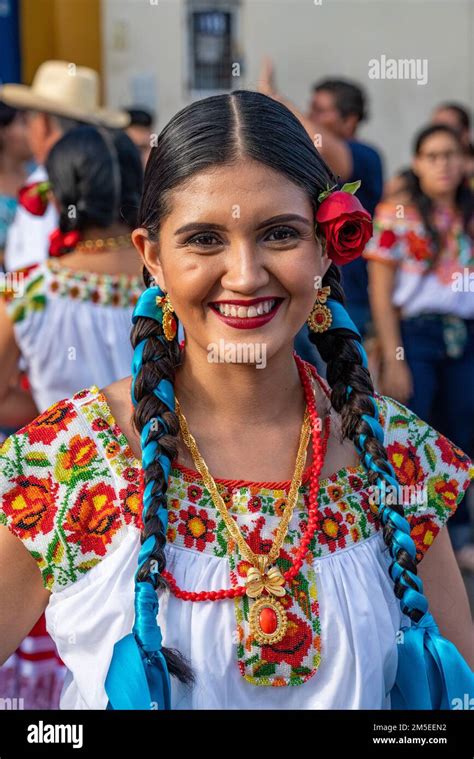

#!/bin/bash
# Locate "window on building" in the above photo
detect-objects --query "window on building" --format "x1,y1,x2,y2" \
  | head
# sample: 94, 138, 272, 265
187, 0, 241, 94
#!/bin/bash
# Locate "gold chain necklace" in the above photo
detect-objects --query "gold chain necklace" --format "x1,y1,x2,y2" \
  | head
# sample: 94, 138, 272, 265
175, 398, 311, 644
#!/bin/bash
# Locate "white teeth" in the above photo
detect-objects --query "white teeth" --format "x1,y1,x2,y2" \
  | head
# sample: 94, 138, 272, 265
215, 299, 276, 318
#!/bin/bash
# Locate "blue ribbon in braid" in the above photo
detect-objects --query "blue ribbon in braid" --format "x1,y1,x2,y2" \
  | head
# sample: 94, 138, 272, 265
325, 297, 474, 709
104, 285, 174, 710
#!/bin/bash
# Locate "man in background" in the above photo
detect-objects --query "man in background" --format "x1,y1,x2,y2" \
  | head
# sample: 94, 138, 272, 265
125, 108, 155, 169
0, 60, 129, 273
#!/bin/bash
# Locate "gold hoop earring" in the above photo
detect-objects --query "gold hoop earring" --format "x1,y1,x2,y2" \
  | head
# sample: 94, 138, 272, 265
307, 285, 332, 333
156, 292, 177, 341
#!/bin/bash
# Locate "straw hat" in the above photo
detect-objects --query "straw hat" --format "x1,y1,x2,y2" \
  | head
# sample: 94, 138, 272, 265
0, 60, 130, 129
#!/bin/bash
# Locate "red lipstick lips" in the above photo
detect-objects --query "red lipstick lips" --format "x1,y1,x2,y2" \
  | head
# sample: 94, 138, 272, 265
209, 297, 284, 330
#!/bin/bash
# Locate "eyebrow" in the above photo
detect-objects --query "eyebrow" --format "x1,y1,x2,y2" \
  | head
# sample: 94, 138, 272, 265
174, 214, 312, 236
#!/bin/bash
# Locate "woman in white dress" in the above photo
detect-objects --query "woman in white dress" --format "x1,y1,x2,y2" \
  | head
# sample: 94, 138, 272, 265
0, 125, 144, 417
0, 92, 473, 711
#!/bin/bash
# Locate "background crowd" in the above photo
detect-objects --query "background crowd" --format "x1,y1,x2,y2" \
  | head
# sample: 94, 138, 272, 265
0, 54, 472, 707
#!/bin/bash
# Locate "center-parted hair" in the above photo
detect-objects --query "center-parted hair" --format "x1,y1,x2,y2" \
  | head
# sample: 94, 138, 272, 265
131, 90, 424, 691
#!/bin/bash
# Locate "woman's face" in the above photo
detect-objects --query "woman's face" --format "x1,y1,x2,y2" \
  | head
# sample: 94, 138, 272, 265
133, 158, 330, 364
412, 131, 465, 197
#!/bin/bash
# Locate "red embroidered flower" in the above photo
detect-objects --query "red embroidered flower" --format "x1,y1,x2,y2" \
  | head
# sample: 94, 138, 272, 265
316, 187, 373, 266
122, 466, 138, 482
315, 507, 349, 552
379, 229, 397, 249
187, 485, 202, 503
119, 484, 141, 526
435, 436, 471, 471
387, 441, 423, 486
261, 612, 312, 668
18, 181, 50, 216
405, 231, 432, 262
65, 482, 121, 556
91, 417, 109, 432
22, 402, 76, 445
407, 514, 439, 562
2, 475, 58, 539
248, 496, 262, 513
177, 505, 216, 551
348, 474, 364, 491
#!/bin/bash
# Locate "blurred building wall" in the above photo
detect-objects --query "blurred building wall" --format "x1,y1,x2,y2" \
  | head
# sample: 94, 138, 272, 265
102, 0, 473, 176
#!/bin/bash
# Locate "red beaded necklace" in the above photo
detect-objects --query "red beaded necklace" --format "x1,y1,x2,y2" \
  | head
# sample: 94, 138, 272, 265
160, 356, 330, 602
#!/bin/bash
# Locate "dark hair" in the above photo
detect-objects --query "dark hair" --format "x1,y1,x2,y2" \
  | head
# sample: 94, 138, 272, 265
434, 102, 471, 132
408, 124, 473, 268
0, 101, 18, 128
46, 125, 119, 234
109, 128, 144, 228
313, 78, 367, 123
126, 108, 154, 128
131, 90, 424, 692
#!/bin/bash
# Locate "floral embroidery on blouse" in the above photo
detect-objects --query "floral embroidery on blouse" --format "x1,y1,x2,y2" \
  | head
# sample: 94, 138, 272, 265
0, 384, 472, 687
3, 259, 143, 324
364, 201, 474, 282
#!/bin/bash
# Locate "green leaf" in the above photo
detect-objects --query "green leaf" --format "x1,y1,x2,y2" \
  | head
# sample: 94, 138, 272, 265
25, 452, 51, 467
424, 443, 437, 472
253, 661, 276, 678
292, 666, 312, 676
341, 180, 361, 195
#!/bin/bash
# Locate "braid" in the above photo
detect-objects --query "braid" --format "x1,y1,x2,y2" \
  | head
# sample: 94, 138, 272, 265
309, 264, 426, 624
131, 281, 195, 686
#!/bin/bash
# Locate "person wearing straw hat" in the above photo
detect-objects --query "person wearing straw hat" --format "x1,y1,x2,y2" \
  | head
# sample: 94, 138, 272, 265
0, 60, 129, 273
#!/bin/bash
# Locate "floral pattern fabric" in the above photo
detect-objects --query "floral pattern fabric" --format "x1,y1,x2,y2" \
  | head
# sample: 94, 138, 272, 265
363, 201, 474, 319
0, 383, 472, 689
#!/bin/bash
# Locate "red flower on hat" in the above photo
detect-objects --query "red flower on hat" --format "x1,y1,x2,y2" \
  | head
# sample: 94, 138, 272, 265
49, 228, 81, 257
18, 181, 51, 216
316, 181, 373, 266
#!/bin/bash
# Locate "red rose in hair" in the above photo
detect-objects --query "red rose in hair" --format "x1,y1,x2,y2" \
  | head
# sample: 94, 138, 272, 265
316, 181, 373, 266
18, 181, 51, 216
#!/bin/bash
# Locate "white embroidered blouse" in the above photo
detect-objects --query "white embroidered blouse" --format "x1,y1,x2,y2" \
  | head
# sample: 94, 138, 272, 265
0, 372, 472, 709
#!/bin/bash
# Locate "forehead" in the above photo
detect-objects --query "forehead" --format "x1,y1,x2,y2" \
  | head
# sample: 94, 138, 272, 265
420, 131, 459, 151
163, 159, 313, 222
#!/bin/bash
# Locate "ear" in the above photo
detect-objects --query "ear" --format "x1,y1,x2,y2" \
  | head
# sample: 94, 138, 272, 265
132, 227, 166, 290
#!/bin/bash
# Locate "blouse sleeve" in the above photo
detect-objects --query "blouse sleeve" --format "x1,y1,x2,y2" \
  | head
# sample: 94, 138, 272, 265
381, 395, 474, 562
363, 202, 410, 265
0, 395, 126, 593
3, 266, 48, 351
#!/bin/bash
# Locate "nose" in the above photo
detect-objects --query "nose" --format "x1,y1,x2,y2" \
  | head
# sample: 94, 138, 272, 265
220, 240, 270, 294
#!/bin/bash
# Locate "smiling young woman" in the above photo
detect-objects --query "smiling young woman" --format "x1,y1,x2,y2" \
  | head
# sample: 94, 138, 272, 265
0, 91, 473, 711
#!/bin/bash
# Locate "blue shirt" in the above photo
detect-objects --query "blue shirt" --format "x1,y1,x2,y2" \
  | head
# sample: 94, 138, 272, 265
341, 140, 384, 314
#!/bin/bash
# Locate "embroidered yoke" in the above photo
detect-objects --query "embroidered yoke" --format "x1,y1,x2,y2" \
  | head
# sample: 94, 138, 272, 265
0, 378, 472, 709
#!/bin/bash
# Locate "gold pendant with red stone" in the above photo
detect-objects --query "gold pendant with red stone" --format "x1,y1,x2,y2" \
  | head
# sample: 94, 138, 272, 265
245, 557, 288, 645
248, 595, 288, 645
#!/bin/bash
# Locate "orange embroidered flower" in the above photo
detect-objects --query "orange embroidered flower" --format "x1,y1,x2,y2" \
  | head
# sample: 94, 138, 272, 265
327, 484, 344, 501
60, 435, 96, 469
427, 476, 460, 514
23, 402, 76, 445
65, 482, 120, 556
315, 507, 349, 552
105, 441, 121, 459
407, 514, 439, 562
387, 441, 423, 485
273, 497, 286, 517
2, 475, 58, 539
119, 484, 141, 526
